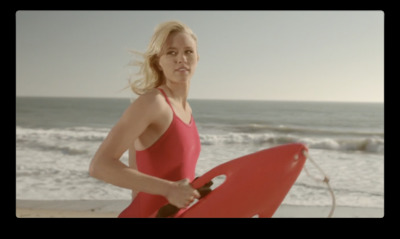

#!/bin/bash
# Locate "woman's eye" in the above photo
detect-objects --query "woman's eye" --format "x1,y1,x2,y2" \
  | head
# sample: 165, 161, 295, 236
166, 50, 194, 56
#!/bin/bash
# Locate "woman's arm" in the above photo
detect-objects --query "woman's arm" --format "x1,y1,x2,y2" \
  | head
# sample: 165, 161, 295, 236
89, 92, 199, 208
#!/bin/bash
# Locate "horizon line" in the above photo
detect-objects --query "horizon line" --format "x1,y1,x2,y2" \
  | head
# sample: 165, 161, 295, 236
16, 94, 384, 104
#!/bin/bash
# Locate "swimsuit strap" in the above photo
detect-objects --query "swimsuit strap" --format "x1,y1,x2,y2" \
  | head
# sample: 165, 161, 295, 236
157, 88, 174, 112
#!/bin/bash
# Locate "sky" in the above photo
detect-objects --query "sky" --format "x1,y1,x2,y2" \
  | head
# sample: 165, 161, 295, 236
16, 11, 384, 102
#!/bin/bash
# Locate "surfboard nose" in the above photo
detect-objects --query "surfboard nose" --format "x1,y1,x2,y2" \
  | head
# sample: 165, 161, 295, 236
282, 143, 308, 178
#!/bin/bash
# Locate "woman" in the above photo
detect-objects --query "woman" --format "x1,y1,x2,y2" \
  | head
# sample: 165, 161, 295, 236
89, 21, 201, 217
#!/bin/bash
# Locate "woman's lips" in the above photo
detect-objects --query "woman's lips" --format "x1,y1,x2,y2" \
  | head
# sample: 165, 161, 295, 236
175, 66, 189, 72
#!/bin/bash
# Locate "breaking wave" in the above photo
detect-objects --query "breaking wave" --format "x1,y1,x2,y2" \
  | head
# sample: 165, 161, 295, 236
16, 126, 384, 156
16, 126, 108, 156
200, 133, 384, 154
225, 123, 383, 138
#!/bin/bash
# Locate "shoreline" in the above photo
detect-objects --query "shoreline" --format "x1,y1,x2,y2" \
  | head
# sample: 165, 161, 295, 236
16, 200, 383, 218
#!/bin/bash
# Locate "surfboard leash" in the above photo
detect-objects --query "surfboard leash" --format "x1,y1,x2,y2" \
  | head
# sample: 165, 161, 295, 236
302, 150, 336, 218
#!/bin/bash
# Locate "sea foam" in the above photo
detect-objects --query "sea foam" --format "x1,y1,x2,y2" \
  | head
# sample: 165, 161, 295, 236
200, 133, 384, 154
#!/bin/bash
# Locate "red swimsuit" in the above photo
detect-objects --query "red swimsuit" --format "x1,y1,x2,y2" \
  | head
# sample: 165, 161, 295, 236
118, 88, 201, 218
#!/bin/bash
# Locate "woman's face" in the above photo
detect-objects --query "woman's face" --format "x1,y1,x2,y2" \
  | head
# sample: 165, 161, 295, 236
158, 32, 199, 85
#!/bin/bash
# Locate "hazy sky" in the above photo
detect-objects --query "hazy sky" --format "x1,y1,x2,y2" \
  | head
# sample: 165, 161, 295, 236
16, 11, 383, 102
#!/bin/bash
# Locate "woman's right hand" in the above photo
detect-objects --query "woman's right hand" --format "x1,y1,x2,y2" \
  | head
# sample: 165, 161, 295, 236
165, 178, 200, 209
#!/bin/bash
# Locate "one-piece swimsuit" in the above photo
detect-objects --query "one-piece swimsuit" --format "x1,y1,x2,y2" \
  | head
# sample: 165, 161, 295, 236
118, 88, 201, 218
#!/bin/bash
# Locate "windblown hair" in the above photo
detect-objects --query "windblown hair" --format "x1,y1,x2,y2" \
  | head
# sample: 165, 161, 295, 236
129, 20, 198, 95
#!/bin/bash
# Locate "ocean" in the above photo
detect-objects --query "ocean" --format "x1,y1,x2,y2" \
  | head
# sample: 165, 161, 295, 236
16, 97, 384, 209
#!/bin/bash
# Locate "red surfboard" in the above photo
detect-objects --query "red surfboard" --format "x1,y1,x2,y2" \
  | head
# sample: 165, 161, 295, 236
152, 143, 308, 218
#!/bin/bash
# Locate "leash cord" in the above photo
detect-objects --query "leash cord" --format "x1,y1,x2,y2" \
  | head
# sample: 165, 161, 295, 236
302, 150, 336, 218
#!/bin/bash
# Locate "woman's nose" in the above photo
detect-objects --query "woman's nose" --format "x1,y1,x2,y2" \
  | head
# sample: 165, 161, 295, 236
176, 53, 187, 63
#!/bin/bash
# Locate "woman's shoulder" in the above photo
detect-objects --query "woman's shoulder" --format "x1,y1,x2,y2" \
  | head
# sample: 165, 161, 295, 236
127, 88, 167, 114
121, 89, 168, 124
134, 88, 164, 105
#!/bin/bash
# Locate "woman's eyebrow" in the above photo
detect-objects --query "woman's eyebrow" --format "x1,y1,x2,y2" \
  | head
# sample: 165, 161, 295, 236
167, 46, 194, 50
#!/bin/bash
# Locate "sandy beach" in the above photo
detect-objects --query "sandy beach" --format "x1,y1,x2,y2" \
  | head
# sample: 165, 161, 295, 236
16, 200, 383, 218
16, 208, 118, 218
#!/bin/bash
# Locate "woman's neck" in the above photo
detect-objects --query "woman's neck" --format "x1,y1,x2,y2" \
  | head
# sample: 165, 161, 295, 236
163, 81, 190, 109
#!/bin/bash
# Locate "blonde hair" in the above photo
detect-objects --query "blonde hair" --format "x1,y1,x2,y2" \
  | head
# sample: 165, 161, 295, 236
129, 21, 198, 95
